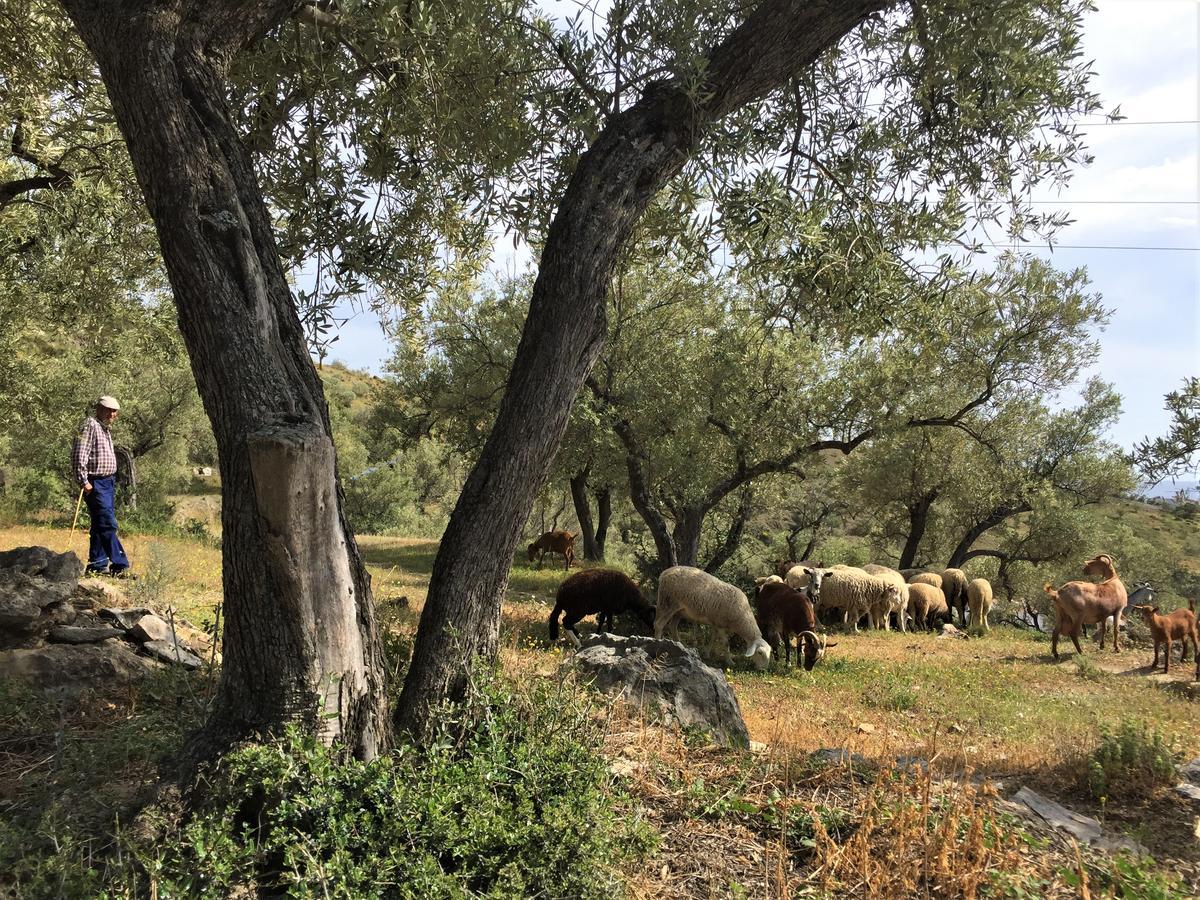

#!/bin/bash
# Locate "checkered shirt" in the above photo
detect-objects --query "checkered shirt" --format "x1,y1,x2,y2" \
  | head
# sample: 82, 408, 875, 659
72, 416, 117, 486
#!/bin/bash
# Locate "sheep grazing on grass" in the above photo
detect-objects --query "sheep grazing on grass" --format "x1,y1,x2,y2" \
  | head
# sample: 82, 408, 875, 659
908, 582, 949, 631
1133, 601, 1198, 675
754, 574, 784, 590
528, 530, 576, 570
548, 568, 655, 647
908, 571, 943, 591
941, 568, 969, 624
862, 564, 909, 632
655, 566, 771, 670
967, 578, 993, 635
1044, 554, 1128, 660
754, 581, 835, 670
812, 566, 902, 633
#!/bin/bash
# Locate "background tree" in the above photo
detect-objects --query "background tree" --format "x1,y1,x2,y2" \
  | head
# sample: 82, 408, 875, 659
1132, 378, 1200, 487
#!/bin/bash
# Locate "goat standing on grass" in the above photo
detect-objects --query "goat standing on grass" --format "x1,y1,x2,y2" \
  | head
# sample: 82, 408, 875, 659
528, 530, 576, 570
548, 568, 654, 647
754, 581, 834, 670
1044, 554, 1127, 660
1133, 600, 1198, 675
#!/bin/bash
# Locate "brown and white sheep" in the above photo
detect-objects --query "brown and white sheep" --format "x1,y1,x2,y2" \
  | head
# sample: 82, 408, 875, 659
528, 530, 576, 570
1044, 554, 1128, 660
941, 568, 969, 625
754, 581, 833, 670
908, 582, 949, 632
548, 568, 655, 647
1133, 601, 1198, 675
966, 578, 993, 635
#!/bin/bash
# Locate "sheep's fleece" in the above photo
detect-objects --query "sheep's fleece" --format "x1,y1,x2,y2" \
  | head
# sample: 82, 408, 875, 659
656, 565, 771, 668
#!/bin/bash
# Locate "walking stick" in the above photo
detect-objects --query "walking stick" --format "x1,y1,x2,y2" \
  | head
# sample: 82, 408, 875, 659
69, 487, 85, 540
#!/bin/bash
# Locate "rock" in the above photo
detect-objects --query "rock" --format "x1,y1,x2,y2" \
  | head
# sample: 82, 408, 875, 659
0, 643, 155, 695
141, 640, 203, 669
857, 722, 876, 734
169, 623, 213, 657
98, 607, 155, 631
0, 546, 83, 583
48, 625, 125, 644
1182, 758, 1200, 786
938, 624, 967, 640
811, 748, 872, 769
129, 614, 174, 644
0, 572, 76, 632
571, 634, 750, 748
749, 740, 768, 754
1174, 782, 1200, 806
895, 754, 929, 774
1010, 786, 1148, 856
72, 577, 130, 611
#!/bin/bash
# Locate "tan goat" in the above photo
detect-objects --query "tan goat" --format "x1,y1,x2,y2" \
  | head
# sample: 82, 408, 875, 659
1044, 554, 1127, 660
527, 530, 576, 570
1133, 601, 1198, 675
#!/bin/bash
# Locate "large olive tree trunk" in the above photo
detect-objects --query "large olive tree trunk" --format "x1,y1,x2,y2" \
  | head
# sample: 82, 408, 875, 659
396, 0, 890, 738
62, 0, 389, 762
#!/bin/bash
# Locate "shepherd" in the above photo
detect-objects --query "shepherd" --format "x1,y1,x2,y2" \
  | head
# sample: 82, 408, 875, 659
72, 395, 131, 577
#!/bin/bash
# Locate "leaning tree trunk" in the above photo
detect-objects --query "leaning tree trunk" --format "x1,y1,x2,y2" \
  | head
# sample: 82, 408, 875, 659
63, 0, 389, 762
593, 486, 612, 559
569, 468, 602, 560
897, 490, 939, 570
396, 0, 889, 738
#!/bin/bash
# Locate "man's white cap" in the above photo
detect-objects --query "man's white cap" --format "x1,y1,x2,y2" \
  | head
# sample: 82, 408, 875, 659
97, 395, 121, 411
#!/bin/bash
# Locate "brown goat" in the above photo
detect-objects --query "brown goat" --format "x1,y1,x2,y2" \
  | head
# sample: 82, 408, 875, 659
1044, 554, 1127, 660
1133, 601, 1199, 675
754, 581, 833, 670
527, 530, 575, 570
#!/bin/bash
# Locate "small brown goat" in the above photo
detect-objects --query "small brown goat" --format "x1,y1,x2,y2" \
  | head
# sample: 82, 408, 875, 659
1133, 601, 1198, 675
754, 581, 833, 670
527, 530, 576, 570
1044, 554, 1127, 660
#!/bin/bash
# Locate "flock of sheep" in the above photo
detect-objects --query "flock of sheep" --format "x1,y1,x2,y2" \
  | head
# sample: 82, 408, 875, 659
540, 537, 1200, 682
545, 553, 994, 673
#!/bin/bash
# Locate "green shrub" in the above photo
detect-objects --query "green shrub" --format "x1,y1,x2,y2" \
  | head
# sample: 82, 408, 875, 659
1083, 720, 1178, 803
6, 467, 67, 515
127, 673, 652, 898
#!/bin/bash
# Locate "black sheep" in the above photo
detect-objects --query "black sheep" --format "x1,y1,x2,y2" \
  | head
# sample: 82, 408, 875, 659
548, 568, 655, 646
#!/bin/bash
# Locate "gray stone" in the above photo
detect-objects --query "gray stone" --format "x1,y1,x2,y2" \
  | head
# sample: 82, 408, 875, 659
938, 623, 967, 640
73, 578, 130, 611
1010, 786, 1148, 856
894, 754, 929, 773
48, 624, 126, 644
1181, 757, 1200, 786
0, 546, 83, 583
1174, 782, 1200, 805
142, 640, 203, 669
99, 607, 155, 631
0, 642, 155, 695
571, 634, 750, 748
0, 572, 78, 645
129, 614, 174, 644
811, 748, 872, 768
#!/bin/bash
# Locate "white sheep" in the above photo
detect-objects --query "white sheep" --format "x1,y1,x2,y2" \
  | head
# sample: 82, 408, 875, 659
967, 578, 993, 635
814, 566, 902, 633
655, 566, 772, 670
941, 568, 969, 624
863, 564, 909, 632
909, 571, 943, 591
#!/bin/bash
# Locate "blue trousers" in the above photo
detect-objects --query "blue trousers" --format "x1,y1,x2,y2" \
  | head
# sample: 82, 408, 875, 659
85, 475, 129, 573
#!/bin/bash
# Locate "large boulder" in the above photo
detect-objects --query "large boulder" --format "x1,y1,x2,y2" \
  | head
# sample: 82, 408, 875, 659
0, 642, 156, 695
0, 546, 83, 583
0, 547, 84, 644
571, 634, 750, 748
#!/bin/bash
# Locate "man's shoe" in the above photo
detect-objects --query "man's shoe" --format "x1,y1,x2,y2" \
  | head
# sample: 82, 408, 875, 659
109, 569, 137, 581
84, 566, 110, 577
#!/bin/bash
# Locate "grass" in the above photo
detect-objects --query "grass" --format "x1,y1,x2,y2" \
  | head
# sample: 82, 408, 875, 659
2, 524, 1199, 896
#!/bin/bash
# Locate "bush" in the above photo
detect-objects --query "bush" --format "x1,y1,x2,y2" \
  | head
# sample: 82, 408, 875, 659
1083, 720, 1178, 803
6, 467, 68, 515
126, 673, 652, 898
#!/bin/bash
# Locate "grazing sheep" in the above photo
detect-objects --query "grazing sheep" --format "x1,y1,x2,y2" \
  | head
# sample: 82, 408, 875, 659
941, 568, 969, 624
655, 566, 771, 670
754, 574, 785, 591
908, 571, 943, 591
528, 530, 576, 570
862, 564, 909, 632
548, 568, 655, 647
966, 578, 993, 635
908, 582, 949, 631
1044, 554, 1128, 660
1133, 601, 1198, 675
754, 581, 834, 670
814, 566, 902, 633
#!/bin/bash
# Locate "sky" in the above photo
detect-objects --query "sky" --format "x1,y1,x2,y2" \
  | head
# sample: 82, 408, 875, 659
323, 0, 1199, 465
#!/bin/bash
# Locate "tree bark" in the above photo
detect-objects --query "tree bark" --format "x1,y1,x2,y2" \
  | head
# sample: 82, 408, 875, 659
569, 467, 601, 560
62, 0, 389, 762
945, 501, 1031, 568
897, 489, 939, 570
594, 486, 612, 559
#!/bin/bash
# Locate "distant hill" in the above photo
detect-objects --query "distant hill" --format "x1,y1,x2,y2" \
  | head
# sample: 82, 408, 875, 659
1138, 479, 1198, 500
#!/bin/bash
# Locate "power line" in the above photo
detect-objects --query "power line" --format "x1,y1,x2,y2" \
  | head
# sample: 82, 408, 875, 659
1026, 200, 1198, 205
1074, 119, 1200, 126
981, 243, 1199, 251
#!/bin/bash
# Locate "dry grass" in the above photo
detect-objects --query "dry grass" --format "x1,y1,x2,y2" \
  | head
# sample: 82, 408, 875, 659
3, 525, 1199, 896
